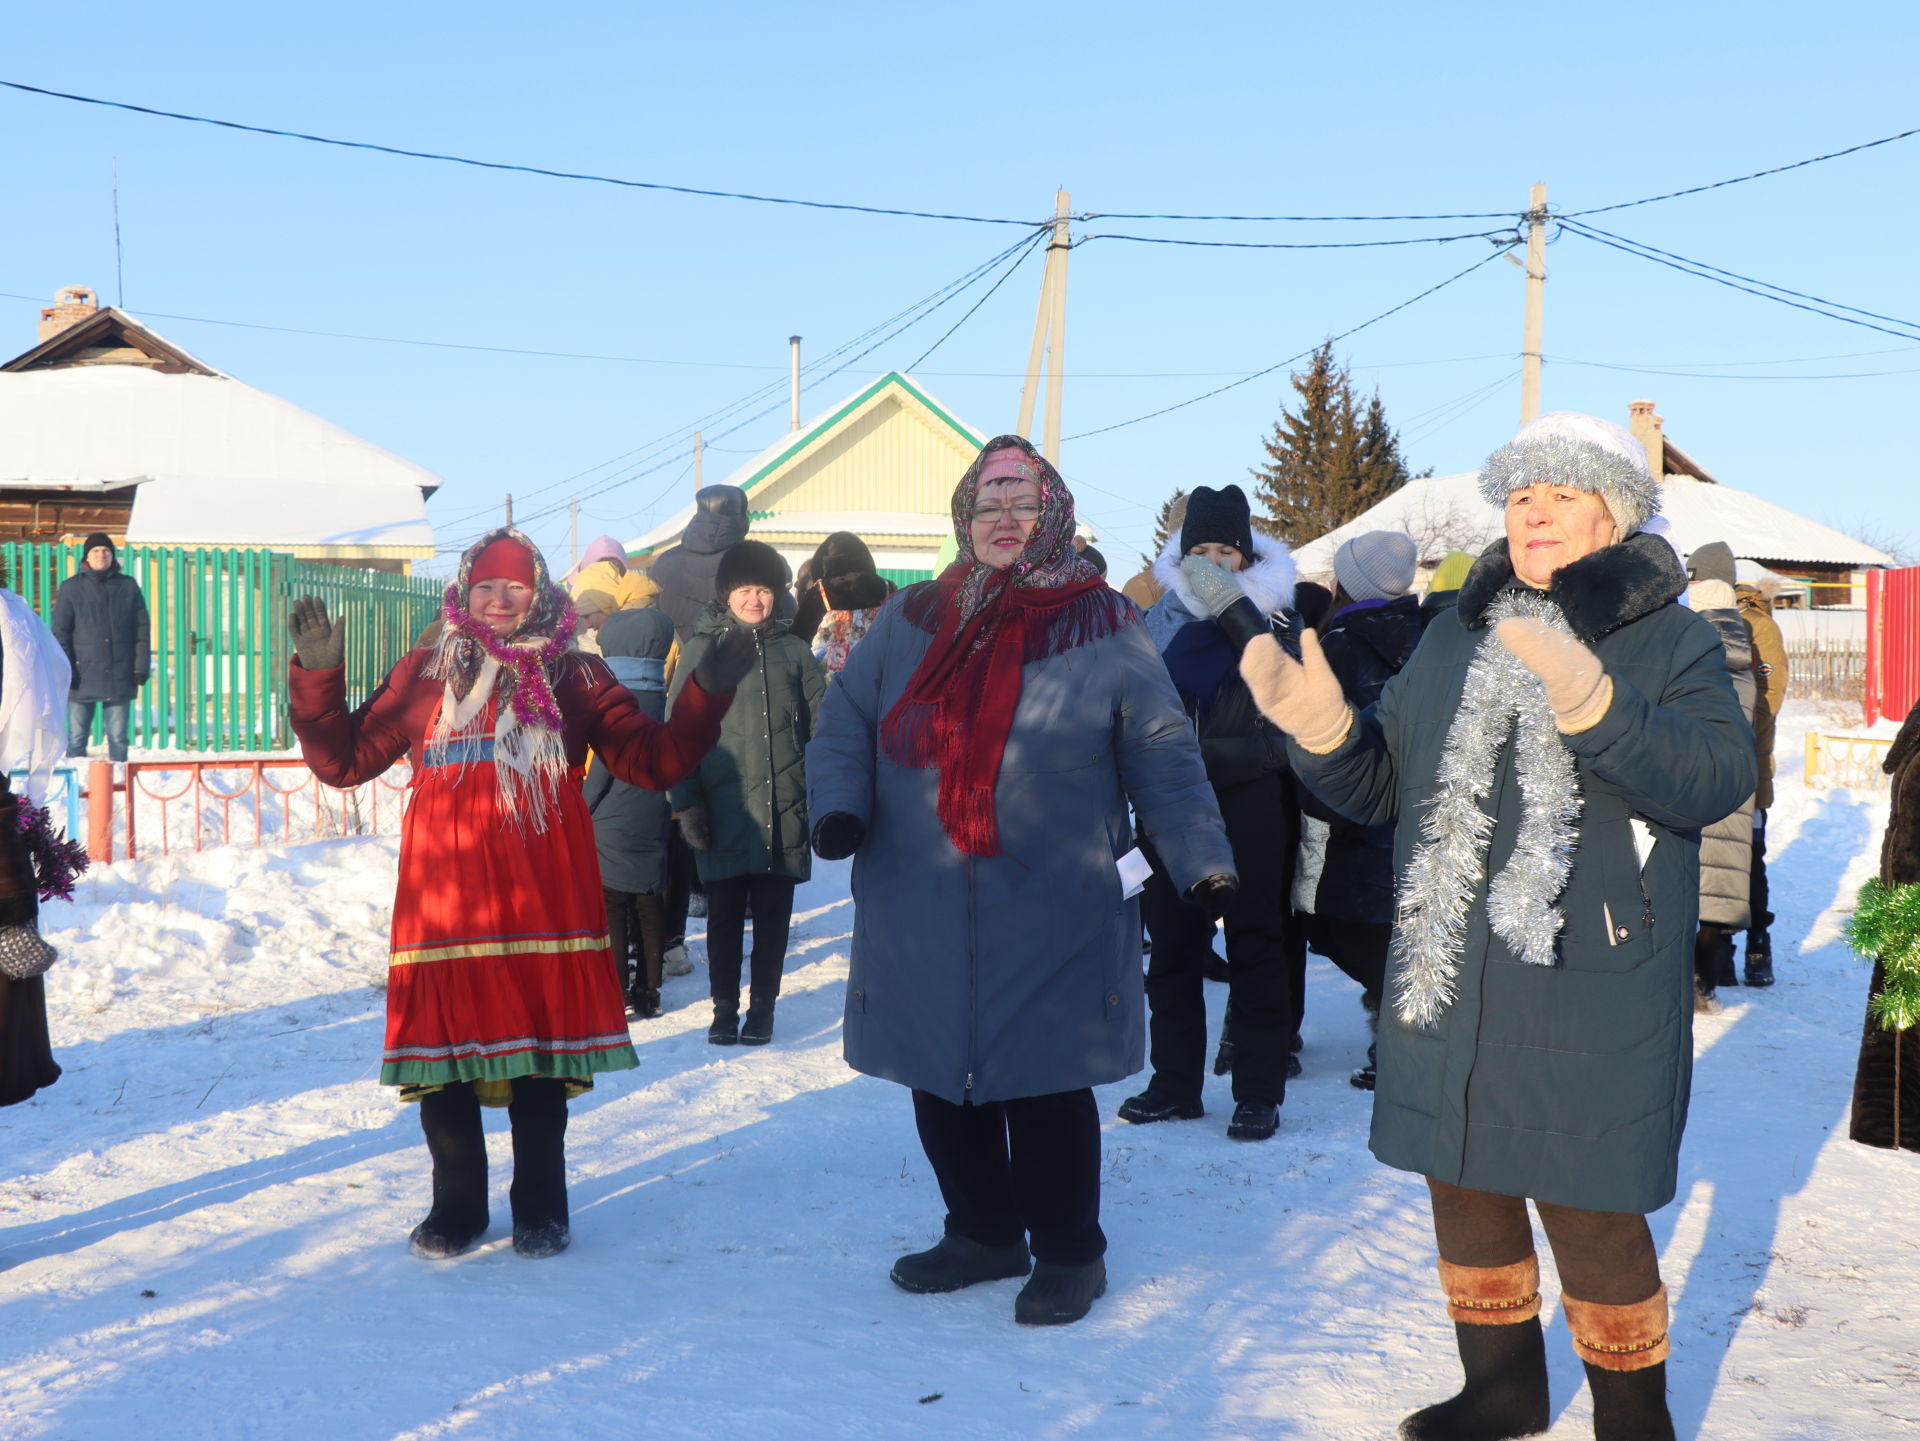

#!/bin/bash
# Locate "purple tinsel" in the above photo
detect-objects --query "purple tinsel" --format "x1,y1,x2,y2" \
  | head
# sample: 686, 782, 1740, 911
437, 584, 578, 732
15, 797, 89, 903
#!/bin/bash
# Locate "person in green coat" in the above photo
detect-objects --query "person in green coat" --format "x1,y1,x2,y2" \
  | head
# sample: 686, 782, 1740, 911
1232, 413, 1753, 1441
668, 540, 826, 1047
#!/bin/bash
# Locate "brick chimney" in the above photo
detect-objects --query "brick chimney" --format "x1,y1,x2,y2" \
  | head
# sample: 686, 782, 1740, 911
1627, 398, 1666, 480
38, 286, 100, 343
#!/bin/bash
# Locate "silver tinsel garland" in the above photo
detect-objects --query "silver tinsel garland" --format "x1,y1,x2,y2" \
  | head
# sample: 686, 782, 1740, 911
1476, 433, 1659, 531
1390, 590, 1585, 1027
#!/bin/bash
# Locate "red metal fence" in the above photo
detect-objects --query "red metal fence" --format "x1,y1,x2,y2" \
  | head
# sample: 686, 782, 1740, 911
1866, 567, 1920, 726
84, 759, 412, 862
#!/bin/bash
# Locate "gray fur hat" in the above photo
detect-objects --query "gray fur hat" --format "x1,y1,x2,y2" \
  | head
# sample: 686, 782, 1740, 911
1477, 412, 1659, 537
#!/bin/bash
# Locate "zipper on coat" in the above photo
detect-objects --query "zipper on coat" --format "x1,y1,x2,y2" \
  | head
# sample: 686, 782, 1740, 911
965, 855, 979, 1095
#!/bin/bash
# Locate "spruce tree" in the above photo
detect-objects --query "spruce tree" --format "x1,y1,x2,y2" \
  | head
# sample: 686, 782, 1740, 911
1140, 487, 1189, 570
1249, 343, 1414, 546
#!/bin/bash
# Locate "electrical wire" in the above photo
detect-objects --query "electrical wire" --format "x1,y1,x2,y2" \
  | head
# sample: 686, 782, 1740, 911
0, 79, 1051, 229
1562, 123, 1920, 217
901, 230, 1047, 372
1062, 244, 1520, 441
1548, 355, 1920, 382
1559, 221, 1920, 342
1089, 208, 1519, 222
1085, 228, 1519, 250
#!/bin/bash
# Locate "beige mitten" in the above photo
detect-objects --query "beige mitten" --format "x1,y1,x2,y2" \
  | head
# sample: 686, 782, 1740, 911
1238, 629, 1353, 754
1494, 617, 1614, 733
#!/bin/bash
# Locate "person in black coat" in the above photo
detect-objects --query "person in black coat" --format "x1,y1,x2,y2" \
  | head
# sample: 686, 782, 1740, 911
1121, 484, 1300, 1142
1311, 531, 1426, 1090
583, 608, 678, 1018
50, 533, 149, 762
791, 531, 897, 655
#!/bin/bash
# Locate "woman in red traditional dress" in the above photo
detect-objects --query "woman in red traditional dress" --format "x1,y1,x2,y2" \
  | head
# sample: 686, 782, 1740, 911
288, 528, 752, 1260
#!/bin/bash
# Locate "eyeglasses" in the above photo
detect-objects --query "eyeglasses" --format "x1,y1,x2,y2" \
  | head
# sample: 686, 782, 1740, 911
972, 502, 1043, 524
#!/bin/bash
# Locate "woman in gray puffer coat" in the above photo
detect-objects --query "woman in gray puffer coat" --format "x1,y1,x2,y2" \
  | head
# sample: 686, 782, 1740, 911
668, 541, 825, 1047
584, 608, 678, 1018
806, 436, 1233, 1329
1239, 413, 1753, 1441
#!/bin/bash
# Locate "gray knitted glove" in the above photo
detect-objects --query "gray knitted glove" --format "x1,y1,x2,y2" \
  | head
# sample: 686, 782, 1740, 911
288, 595, 347, 671
1179, 555, 1246, 617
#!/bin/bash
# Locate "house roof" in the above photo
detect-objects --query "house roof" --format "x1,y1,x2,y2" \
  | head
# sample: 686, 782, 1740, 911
0, 363, 439, 550
2, 305, 221, 377
1291, 470, 1891, 575
625, 371, 984, 558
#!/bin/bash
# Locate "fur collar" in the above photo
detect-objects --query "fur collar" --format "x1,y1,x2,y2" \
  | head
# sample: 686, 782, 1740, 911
1150, 531, 1297, 621
1455, 530, 1684, 643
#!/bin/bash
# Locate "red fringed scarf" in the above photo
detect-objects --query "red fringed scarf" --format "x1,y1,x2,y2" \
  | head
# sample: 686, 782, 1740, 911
880, 436, 1135, 857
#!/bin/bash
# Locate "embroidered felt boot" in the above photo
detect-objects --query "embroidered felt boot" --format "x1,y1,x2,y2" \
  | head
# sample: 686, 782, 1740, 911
507, 1077, 571, 1258
410, 1084, 489, 1259
1563, 1287, 1675, 1441
1399, 1258, 1549, 1440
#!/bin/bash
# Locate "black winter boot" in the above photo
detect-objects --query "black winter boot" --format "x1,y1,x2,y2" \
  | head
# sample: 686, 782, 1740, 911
708, 1002, 740, 1045
410, 1084, 490, 1259
1399, 1320, 1550, 1440
507, 1078, 570, 1259
1585, 1362, 1676, 1441
890, 1234, 1032, 1293
739, 1006, 774, 1046
1014, 1257, 1107, 1326
627, 987, 663, 1020
1226, 1099, 1280, 1141
1743, 930, 1774, 987
1117, 1088, 1204, 1124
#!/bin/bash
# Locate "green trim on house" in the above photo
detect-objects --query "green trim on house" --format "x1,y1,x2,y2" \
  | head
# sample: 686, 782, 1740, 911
876, 567, 934, 587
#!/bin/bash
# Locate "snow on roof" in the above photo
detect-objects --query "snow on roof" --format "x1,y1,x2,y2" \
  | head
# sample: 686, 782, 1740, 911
1291, 471, 1891, 576
0, 365, 440, 548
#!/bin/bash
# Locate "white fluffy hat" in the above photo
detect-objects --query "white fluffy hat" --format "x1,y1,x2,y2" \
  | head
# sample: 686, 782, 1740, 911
1477, 411, 1659, 537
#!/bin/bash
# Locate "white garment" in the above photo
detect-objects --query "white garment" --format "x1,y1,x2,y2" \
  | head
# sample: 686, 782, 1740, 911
0, 588, 73, 804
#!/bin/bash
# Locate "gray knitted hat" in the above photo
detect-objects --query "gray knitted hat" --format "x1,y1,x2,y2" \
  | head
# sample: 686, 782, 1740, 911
1334, 530, 1418, 603
1478, 411, 1659, 537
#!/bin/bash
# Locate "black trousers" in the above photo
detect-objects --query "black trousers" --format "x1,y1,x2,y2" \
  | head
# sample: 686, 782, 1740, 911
1139, 773, 1297, 1105
911, 1087, 1105, 1265
705, 874, 796, 1015
1307, 913, 1389, 1015
664, 826, 694, 950
1748, 810, 1772, 937
603, 886, 665, 995
1427, 1178, 1661, 1306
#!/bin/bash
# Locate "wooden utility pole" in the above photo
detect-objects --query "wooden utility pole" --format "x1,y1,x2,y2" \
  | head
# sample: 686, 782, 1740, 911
505, 492, 514, 527
693, 431, 704, 489
1520, 182, 1547, 425
1016, 189, 1073, 461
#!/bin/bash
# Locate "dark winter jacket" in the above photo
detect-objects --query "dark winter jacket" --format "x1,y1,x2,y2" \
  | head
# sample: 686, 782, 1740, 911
1850, 699, 1920, 1151
1143, 534, 1297, 790
668, 603, 825, 885
1290, 532, 1754, 1213
792, 532, 896, 646
649, 487, 753, 645
1312, 594, 1426, 925
51, 563, 150, 702
807, 590, 1233, 1105
583, 609, 676, 894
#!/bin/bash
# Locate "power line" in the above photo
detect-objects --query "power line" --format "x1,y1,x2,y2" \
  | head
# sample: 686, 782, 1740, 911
1085, 228, 1518, 250
0, 78, 1050, 229
1549, 354, 1920, 382
1561, 123, 1920, 217
1090, 208, 1518, 222
902, 230, 1047, 372
1062, 244, 1520, 441
1559, 221, 1920, 342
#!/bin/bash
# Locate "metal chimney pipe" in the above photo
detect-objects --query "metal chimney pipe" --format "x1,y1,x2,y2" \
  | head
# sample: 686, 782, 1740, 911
789, 335, 802, 432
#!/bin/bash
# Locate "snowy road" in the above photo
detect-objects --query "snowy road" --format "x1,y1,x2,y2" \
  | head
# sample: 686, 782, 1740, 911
2, 701, 1914, 1439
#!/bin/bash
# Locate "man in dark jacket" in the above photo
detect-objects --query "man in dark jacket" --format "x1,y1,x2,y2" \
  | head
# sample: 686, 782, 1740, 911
50, 533, 149, 762
649, 486, 794, 645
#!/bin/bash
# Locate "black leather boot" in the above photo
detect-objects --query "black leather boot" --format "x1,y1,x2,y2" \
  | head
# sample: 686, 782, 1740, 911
410, 1084, 489, 1259
890, 1234, 1032, 1293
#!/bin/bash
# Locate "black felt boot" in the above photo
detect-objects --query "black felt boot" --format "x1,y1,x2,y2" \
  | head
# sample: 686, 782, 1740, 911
1399, 1320, 1550, 1440
507, 1078, 571, 1258
1585, 1361, 1676, 1441
410, 1084, 490, 1259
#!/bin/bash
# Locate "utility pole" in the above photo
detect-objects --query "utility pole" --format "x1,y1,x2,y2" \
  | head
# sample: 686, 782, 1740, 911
1520, 181, 1547, 425
1016, 189, 1073, 462
505, 492, 514, 527
693, 430, 704, 489
789, 336, 803, 432
569, 498, 579, 571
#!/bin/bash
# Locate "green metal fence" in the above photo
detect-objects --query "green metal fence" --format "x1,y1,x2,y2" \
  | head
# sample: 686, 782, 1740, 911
2, 543, 442, 752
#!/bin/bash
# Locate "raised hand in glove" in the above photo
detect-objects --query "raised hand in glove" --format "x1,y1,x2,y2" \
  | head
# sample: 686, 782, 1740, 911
288, 595, 346, 671
1238, 629, 1352, 754
1178, 555, 1267, 653
692, 625, 758, 694
1494, 618, 1612, 733
677, 803, 712, 851
1185, 873, 1238, 922
810, 812, 866, 860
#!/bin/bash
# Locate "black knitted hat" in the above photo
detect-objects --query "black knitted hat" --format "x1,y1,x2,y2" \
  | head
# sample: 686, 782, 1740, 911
1179, 485, 1254, 562
714, 539, 789, 601
82, 531, 115, 557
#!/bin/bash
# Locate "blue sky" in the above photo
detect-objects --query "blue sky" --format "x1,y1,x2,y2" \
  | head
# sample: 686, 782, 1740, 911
5, 2, 1916, 576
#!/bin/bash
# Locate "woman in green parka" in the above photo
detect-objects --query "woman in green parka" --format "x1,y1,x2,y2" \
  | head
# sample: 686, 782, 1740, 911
1236, 413, 1754, 1441
668, 540, 826, 1047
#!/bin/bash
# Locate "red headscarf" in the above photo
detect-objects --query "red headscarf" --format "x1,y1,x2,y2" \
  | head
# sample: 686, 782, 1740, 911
882, 436, 1134, 857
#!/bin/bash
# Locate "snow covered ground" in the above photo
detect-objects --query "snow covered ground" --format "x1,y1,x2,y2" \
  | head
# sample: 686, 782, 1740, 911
3, 699, 1915, 1440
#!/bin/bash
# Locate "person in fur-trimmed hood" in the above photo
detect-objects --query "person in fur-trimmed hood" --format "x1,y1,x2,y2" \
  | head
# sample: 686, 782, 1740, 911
1119, 483, 1300, 1142
791, 530, 897, 674
1237, 413, 1753, 1441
